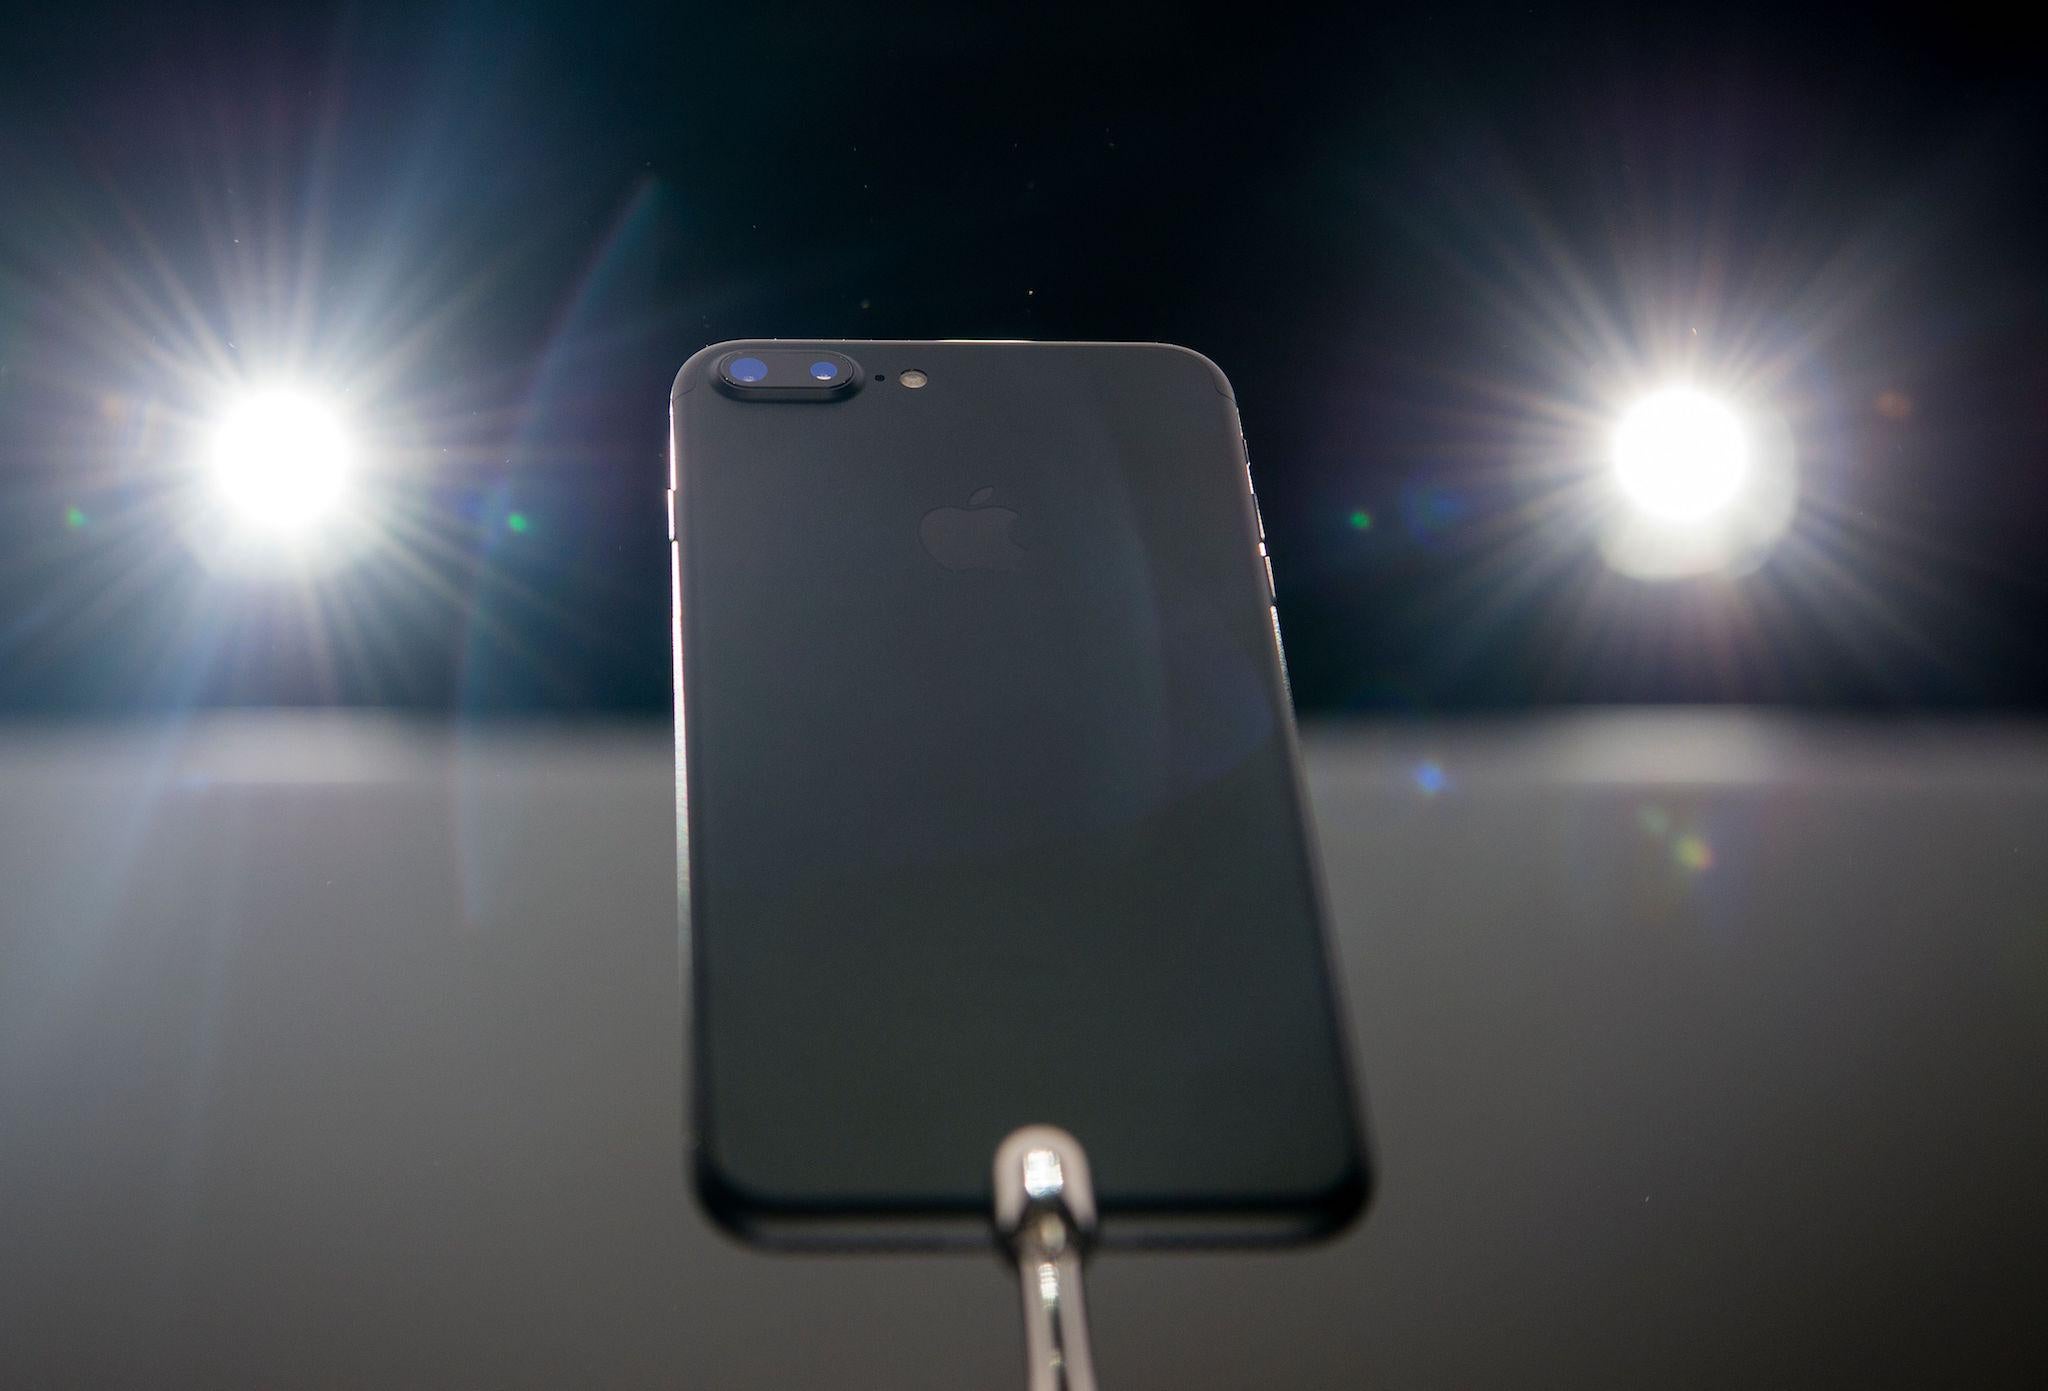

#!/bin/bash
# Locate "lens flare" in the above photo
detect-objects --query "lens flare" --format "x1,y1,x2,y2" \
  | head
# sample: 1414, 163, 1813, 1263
209, 390, 352, 533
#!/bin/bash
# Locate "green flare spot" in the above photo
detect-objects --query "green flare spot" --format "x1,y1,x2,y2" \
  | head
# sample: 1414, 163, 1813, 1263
65, 506, 88, 529
507, 512, 529, 533
1348, 509, 1373, 531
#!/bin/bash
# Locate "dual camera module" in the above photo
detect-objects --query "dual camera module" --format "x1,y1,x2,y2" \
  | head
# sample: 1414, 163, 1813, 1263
729, 356, 837, 384
717, 349, 927, 397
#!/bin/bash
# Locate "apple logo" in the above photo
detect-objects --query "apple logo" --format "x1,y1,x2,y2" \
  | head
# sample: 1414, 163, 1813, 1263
919, 486, 1026, 572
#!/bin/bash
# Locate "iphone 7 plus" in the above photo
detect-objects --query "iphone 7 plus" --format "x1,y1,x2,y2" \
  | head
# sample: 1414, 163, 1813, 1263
668, 340, 1367, 1246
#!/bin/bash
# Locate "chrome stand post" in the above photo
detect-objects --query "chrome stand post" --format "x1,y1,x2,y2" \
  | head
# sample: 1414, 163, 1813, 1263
994, 1126, 1101, 1391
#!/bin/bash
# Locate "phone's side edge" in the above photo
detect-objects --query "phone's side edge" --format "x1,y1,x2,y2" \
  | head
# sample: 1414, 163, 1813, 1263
1211, 357, 1378, 1242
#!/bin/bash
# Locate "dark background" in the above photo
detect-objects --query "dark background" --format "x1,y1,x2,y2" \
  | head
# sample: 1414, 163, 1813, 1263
3, 2, 2044, 715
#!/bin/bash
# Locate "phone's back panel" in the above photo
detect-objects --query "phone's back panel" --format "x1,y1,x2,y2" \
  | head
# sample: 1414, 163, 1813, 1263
670, 341, 1366, 1246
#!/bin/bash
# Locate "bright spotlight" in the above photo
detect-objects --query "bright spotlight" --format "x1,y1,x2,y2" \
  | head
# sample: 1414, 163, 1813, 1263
209, 389, 352, 533
1595, 382, 1796, 580
1611, 387, 1749, 524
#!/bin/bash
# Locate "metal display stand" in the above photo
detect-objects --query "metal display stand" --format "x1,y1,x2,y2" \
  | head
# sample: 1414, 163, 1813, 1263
993, 1127, 1102, 1391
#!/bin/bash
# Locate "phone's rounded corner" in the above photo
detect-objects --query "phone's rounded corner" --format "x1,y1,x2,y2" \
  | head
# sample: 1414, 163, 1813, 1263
689, 1142, 783, 1250
1141, 341, 1238, 403
674, 341, 753, 402
1296, 1152, 1375, 1244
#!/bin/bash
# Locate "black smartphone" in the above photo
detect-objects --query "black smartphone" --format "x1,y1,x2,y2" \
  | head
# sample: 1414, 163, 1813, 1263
669, 340, 1368, 1247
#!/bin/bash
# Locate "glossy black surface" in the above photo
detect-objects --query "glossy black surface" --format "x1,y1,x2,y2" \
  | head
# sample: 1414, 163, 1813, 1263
671, 342, 1364, 1243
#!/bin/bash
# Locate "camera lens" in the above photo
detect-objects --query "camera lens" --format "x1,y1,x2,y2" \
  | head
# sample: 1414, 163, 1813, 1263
728, 356, 769, 384
809, 360, 840, 382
